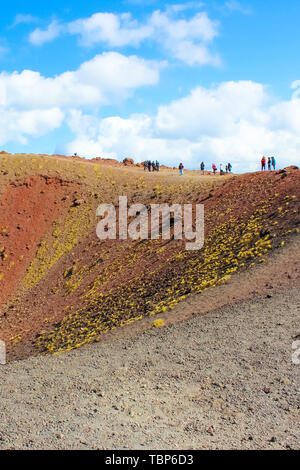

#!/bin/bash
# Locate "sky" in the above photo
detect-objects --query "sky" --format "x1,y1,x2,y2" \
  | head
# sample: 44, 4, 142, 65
1, 0, 300, 172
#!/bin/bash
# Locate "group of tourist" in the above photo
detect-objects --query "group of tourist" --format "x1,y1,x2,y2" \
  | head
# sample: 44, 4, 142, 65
143, 156, 277, 175
144, 160, 160, 172
177, 162, 232, 176
261, 156, 276, 171
208, 162, 232, 176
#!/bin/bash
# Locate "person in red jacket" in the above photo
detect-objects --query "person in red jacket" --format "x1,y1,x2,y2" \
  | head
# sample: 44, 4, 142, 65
261, 156, 266, 171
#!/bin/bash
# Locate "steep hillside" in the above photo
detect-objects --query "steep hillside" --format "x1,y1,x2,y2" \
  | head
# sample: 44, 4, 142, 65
0, 152, 299, 361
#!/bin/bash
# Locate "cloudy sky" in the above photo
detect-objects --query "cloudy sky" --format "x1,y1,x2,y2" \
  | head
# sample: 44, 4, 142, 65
1, 0, 300, 172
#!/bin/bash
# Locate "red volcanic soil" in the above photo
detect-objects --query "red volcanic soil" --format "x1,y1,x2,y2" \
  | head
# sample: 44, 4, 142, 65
202, 167, 300, 223
0, 176, 75, 306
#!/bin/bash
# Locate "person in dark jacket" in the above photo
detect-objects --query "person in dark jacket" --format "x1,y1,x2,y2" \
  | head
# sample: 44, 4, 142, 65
271, 156, 276, 170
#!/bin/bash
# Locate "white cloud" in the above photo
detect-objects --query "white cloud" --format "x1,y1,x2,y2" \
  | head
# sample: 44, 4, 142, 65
59, 81, 300, 172
0, 107, 64, 145
149, 10, 219, 65
29, 8, 219, 66
225, 1, 252, 15
0, 52, 162, 109
166, 3, 205, 14
155, 81, 267, 138
0, 46, 9, 58
29, 20, 63, 46
68, 12, 152, 47
0, 52, 161, 146
12, 14, 39, 27
291, 80, 300, 99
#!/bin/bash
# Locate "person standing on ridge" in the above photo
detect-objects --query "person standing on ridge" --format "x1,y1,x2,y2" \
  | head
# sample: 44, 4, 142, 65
212, 163, 217, 175
271, 156, 276, 170
179, 162, 184, 175
148, 160, 152, 172
228, 162, 232, 173
261, 156, 266, 171
156, 160, 160, 171
200, 162, 205, 174
268, 157, 271, 170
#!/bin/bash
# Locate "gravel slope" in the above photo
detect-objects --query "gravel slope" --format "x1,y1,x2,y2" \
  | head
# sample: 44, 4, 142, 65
0, 287, 299, 450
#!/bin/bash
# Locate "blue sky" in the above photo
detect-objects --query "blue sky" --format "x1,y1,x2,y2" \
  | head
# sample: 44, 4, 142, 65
1, 0, 300, 171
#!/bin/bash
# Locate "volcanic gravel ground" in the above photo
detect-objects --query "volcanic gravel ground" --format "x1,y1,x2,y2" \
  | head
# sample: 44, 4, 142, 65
0, 287, 299, 450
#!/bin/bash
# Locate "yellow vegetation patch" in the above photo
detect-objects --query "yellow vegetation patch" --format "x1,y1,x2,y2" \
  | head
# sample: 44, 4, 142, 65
153, 318, 165, 328
36, 198, 282, 355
